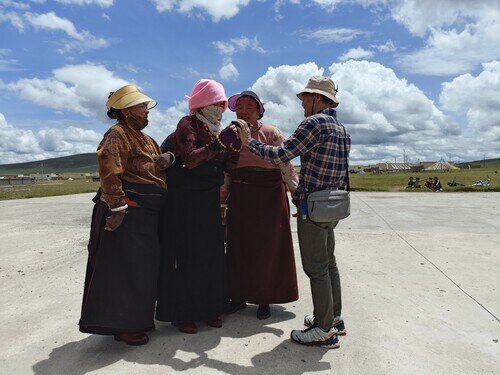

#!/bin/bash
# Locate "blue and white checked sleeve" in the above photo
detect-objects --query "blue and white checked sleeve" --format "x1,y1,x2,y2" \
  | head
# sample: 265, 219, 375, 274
247, 118, 320, 163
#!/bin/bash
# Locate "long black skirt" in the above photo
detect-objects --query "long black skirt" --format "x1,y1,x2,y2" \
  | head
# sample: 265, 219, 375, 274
79, 182, 166, 335
156, 183, 229, 322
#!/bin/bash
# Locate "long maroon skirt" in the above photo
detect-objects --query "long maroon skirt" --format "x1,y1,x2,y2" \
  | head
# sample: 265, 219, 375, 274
226, 167, 298, 304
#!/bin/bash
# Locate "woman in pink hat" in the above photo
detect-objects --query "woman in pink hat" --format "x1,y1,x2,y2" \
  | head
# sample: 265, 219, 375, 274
155, 79, 241, 334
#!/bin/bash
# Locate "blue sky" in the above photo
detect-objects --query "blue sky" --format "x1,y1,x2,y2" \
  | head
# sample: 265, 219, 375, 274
1, 0, 499, 164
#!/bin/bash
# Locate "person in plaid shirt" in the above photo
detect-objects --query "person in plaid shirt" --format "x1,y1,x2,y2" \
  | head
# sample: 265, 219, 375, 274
238, 76, 350, 349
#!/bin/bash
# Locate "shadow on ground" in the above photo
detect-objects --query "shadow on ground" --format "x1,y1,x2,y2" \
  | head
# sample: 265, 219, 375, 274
32, 306, 333, 375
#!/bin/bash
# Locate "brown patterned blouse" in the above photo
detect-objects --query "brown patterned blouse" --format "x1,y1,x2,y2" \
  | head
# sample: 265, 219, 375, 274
97, 122, 167, 209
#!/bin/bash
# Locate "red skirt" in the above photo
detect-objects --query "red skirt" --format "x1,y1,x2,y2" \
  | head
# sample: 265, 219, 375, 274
226, 167, 298, 304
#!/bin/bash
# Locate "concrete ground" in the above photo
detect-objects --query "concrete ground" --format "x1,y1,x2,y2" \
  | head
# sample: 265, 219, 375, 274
0, 192, 499, 375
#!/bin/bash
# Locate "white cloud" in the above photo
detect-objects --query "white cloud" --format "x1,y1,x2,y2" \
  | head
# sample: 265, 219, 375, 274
3, 64, 128, 121
0, 1, 30, 10
372, 40, 395, 52
213, 36, 265, 56
213, 36, 265, 81
390, 0, 489, 37
1, 62, 190, 162
291, 0, 500, 76
399, 19, 500, 75
230, 36, 266, 54
440, 61, 500, 144
249, 62, 325, 134
152, 0, 251, 22
303, 28, 367, 44
392, 0, 500, 75
0, 9, 109, 53
0, 113, 101, 163
218, 62, 239, 81
25, 11, 109, 53
0, 48, 19, 71
26, 11, 82, 40
144, 100, 189, 142
329, 60, 458, 144
0, 9, 25, 30
37, 126, 101, 152
339, 47, 373, 61
0, 63, 189, 163
309, 0, 343, 9
242, 60, 470, 164
0, 113, 41, 157
309, 0, 384, 11
54, 0, 114, 6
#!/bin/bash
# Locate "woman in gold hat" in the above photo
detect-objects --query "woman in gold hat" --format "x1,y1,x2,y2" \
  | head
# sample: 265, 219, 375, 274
78, 84, 174, 346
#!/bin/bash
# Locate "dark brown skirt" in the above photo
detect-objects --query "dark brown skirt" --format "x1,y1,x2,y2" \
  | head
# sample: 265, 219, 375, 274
226, 168, 298, 305
156, 160, 230, 322
79, 182, 166, 335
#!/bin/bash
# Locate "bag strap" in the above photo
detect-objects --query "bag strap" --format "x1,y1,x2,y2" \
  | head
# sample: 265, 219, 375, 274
341, 124, 350, 192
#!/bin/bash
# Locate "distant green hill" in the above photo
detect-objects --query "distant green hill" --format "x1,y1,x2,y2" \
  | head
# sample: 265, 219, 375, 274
0, 153, 97, 175
457, 157, 500, 169
1, 153, 498, 176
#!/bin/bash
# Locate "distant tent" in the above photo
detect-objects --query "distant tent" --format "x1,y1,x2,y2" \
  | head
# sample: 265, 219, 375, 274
424, 161, 459, 171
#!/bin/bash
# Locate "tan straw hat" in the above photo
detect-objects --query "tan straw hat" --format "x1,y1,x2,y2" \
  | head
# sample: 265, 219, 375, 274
106, 84, 157, 111
296, 76, 339, 104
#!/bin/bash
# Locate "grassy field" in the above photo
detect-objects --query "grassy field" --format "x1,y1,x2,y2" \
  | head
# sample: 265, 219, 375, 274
1, 166, 498, 201
0, 180, 100, 201
350, 167, 499, 192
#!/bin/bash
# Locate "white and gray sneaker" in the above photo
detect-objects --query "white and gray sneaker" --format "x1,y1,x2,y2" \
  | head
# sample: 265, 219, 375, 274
304, 314, 347, 336
290, 324, 340, 349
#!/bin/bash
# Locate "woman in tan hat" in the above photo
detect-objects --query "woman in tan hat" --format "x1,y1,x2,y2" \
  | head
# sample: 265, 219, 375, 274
78, 84, 174, 346
155, 79, 241, 334
223, 90, 299, 320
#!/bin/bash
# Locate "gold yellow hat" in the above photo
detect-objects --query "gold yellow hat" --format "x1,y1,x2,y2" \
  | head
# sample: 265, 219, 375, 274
106, 84, 157, 111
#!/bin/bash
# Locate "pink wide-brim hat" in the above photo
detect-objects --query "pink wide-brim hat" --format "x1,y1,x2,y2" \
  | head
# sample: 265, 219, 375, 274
186, 79, 228, 114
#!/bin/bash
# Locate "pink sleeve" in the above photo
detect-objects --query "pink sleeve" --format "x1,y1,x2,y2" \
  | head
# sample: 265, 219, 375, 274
272, 128, 299, 193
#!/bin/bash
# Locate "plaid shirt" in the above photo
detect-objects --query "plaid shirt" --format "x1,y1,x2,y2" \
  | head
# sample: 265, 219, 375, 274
247, 108, 350, 204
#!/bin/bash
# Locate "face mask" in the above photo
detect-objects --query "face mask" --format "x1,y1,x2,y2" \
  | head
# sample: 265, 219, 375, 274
200, 105, 224, 125
128, 113, 148, 130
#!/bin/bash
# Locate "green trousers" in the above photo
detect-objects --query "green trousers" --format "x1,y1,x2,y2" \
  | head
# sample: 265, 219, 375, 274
297, 216, 342, 331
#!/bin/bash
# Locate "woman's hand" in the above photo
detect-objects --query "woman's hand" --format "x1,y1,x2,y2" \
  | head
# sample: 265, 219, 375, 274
155, 152, 175, 170
220, 125, 242, 151
236, 120, 251, 145
104, 210, 126, 231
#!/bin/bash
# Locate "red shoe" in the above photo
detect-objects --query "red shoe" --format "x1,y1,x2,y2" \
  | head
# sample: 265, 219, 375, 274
173, 322, 198, 334
206, 317, 222, 328
114, 332, 149, 346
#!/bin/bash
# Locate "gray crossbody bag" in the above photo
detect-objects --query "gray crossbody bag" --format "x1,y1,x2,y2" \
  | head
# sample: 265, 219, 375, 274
306, 125, 350, 222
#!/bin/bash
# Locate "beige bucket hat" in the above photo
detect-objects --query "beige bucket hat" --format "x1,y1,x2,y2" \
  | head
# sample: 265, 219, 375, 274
106, 84, 157, 112
296, 76, 339, 105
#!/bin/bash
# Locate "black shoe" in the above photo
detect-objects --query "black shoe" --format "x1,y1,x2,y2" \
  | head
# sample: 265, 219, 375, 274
257, 304, 271, 320
226, 301, 247, 314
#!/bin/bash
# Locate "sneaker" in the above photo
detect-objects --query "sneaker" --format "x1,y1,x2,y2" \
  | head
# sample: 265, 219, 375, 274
257, 304, 271, 320
333, 319, 346, 336
304, 314, 347, 336
290, 324, 339, 349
